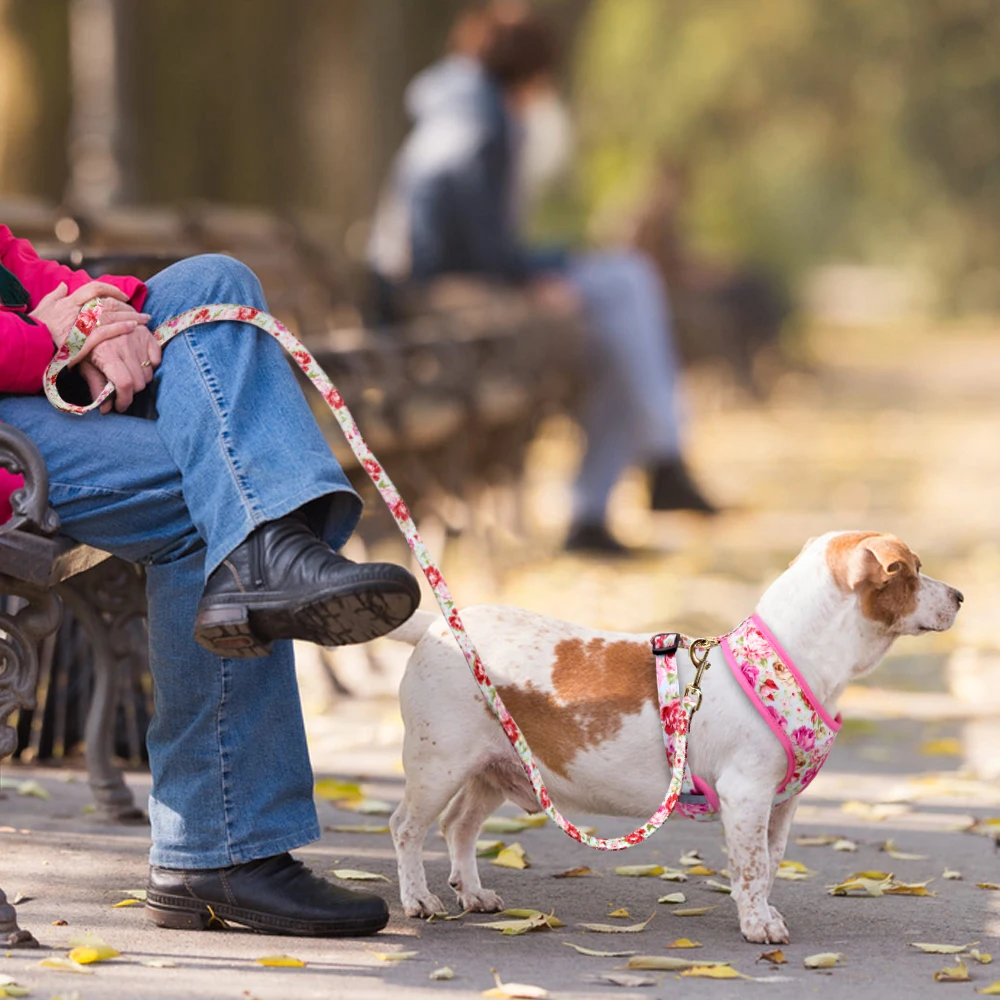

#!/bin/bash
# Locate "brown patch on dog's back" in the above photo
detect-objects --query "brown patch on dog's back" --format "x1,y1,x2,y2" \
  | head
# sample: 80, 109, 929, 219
826, 532, 921, 627
489, 637, 656, 779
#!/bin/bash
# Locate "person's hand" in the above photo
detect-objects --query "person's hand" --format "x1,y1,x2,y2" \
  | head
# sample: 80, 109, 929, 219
29, 281, 140, 349
77, 323, 162, 414
528, 275, 582, 317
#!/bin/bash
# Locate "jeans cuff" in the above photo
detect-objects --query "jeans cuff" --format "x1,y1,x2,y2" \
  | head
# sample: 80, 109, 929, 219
149, 820, 322, 870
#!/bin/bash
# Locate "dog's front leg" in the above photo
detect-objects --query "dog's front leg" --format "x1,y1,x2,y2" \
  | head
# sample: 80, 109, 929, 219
718, 780, 790, 944
763, 797, 798, 930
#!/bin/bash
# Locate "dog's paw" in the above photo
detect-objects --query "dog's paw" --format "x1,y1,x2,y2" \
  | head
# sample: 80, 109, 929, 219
457, 888, 504, 912
741, 912, 790, 944
402, 892, 446, 919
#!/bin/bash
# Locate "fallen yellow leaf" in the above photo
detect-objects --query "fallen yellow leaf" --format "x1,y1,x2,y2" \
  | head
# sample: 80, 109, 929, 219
934, 961, 971, 983
977, 883, 1000, 891
671, 906, 717, 916
833, 839, 859, 852
704, 880, 732, 894
110, 898, 142, 908
680, 965, 744, 979
658, 868, 689, 882
552, 866, 596, 878
482, 815, 547, 833
578, 913, 655, 933
910, 942, 977, 955
657, 893, 687, 904
977, 982, 1000, 995
795, 835, 839, 847
502, 909, 563, 927
884, 879, 935, 897
970, 950, 994, 965
678, 850, 703, 866
626, 956, 704, 970
256, 954, 306, 967
372, 951, 418, 962
324, 824, 391, 834
667, 938, 702, 949
881, 839, 928, 861
804, 952, 845, 969
476, 840, 505, 857
331, 869, 390, 881
758, 949, 787, 964
607, 908, 630, 918
430, 967, 454, 981
313, 778, 362, 801
561, 943, 637, 957
68, 944, 120, 964
491, 843, 529, 870
482, 969, 550, 999
685, 865, 717, 876
16, 780, 49, 800
943, 869, 963, 880
36, 957, 92, 975
920, 737, 962, 756
336, 798, 394, 815
614, 865, 664, 877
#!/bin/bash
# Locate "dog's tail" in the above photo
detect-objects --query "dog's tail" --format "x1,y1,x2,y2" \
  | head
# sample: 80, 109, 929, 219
385, 608, 438, 646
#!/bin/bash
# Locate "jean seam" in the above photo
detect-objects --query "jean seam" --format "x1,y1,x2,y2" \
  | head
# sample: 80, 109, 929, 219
182, 329, 264, 524
217, 658, 236, 866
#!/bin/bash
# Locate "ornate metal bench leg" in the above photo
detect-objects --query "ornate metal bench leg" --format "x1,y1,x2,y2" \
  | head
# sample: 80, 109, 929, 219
0, 586, 60, 949
58, 559, 147, 823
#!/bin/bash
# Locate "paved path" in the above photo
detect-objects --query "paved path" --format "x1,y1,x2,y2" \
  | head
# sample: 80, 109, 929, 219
2, 321, 1000, 999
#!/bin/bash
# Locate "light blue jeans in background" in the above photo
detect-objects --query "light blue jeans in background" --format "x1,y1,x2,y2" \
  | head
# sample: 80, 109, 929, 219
0, 255, 362, 868
567, 250, 682, 526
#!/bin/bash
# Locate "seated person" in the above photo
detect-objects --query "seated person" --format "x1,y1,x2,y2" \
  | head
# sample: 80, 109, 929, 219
369, 1, 715, 556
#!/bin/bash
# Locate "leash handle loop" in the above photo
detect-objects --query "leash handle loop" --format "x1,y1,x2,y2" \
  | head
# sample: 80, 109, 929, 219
44, 300, 701, 850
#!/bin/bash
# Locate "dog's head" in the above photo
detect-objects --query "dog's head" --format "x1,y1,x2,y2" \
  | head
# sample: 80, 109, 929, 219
793, 531, 963, 636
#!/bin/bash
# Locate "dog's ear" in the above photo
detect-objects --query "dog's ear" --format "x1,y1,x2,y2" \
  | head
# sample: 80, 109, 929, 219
789, 536, 817, 567
828, 533, 918, 590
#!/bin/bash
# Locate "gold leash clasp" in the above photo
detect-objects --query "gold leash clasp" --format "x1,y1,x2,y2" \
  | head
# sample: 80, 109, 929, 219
684, 637, 720, 716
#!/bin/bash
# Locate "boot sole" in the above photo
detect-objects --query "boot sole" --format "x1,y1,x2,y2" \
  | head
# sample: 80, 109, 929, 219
146, 894, 388, 937
194, 578, 420, 659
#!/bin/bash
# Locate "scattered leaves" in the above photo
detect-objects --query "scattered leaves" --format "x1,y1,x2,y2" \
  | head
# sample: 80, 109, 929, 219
657, 868, 689, 882
758, 949, 787, 964
671, 906, 717, 917
256, 955, 306, 967
331, 869, 390, 882
614, 865, 664, 877
482, 969, 550, 999
476, 911, 561, 935
314, 778, 363, 801
704, 880, 732, 894
977, 983, 1000, 995
681, 966, 745, 979
579, 913, 655, 933
970, 950, 994, 965
430, 967, 454, 981
934, 961, 971, 983
503, 908, 563, 927
667, 938, 702, 949
482, 815, 547, 833
552, 866, 597, 878
657, 893, 687, 905
804, 952, 845, 969
685, 865, 718, 876
561, 943, 637, 958
491, 843, 529, 870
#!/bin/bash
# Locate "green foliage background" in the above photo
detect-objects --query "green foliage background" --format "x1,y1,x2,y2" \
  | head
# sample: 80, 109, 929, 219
560, 0, 1000, 311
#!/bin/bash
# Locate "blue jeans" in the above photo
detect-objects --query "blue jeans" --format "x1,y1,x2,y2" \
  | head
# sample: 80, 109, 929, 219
0, 255, 362, 868
567, 250, 682, 525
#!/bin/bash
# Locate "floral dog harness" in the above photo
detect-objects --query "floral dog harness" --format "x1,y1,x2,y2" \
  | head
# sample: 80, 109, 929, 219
653, 615, 842, 821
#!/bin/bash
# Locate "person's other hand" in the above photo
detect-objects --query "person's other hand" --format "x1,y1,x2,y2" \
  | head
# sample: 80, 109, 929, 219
528, 275, 582, 317
78, 322, 162, 414
29, 281, 140, 348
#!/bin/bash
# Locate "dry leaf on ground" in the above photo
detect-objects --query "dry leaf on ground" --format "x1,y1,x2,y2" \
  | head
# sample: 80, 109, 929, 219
430, 967, 454, 981
593, 972, 658, 987
614, 865, 664, 877
678, 850, 703, 866
977, 982, 1000, 995
502, 909, 563, 927
325, 824, 391, 834
657, 893, 687, 904
795, 835, 839, 847
491, 843, 529, 870
561, 943, 637, 958
372, 951, 418, 962
880, 839, 927, 861
910, 942, 977, 955
671, 906, 717, 917
143, 959, 179, 968
482, 969, 550, 999
331, 869, 390, 881
804, 952, 845, 969
68, 943, 120, 964
16, 780, 50, 800
626, 956, 725, 970
476, 840, 505, 857
685, 865, 717, 876
256, 954, 306, 967
475, 911, 561, 935
111, 898, 143, 908
704, 880, 732, 894
579, 913, 655, 933
658, 868, 689, 882
943, 869, 963, 880
841, 801, 910, 822
553, 866, 597, 878
920, 738, 962, 756
977, 883, 1000, 891
607, 908, 630, 918
666, 938, 702, 949
313, 778, 362, 801
680, 966, 744, 979
970, 950, 994, 965
833, 839, 859, 852
758, 950, 788, 964
934, 961, 971, 983
36, 957, 92, 975
336, 798, 394, 815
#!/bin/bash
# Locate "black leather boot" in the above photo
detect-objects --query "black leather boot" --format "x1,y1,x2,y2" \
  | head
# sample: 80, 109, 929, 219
649, 459, 718, 514
146, 853, 389, 936
194, 510, 421, 657
564, 521, 633, 557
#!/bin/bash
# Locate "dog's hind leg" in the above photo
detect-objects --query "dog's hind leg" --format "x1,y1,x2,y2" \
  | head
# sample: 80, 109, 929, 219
391, 764, 469, 918
440, 775, 505, 912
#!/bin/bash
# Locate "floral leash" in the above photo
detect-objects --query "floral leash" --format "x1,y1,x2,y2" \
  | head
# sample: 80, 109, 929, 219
44, 301, 710, 851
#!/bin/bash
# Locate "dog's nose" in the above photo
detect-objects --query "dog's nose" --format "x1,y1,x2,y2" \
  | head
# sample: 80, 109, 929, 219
952, 588, 965, 605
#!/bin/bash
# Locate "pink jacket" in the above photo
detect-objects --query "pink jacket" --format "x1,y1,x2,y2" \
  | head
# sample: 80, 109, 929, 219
0, 226, 148, 522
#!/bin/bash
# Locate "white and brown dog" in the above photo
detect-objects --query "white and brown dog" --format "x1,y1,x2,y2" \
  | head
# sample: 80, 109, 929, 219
387, 531, 962, 942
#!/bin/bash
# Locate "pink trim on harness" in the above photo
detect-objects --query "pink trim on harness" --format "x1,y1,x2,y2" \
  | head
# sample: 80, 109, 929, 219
655, 616, 841, 822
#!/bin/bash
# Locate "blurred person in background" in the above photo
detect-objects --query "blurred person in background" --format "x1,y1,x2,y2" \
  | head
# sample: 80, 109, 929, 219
369, 0, 716, 557
0, 225, 421, 936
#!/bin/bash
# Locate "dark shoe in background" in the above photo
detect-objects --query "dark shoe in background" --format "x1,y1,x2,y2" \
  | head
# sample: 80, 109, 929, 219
194, 510, 421, 657
649, 459, 718, 514
147, 852, 389, 936
564, 522, 634, 557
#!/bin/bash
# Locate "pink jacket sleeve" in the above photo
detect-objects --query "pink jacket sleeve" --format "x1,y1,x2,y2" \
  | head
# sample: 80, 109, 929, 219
0, 225, 148, 395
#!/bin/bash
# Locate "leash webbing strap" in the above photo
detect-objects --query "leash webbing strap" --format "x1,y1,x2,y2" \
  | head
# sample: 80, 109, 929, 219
44, 301, 701, 850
